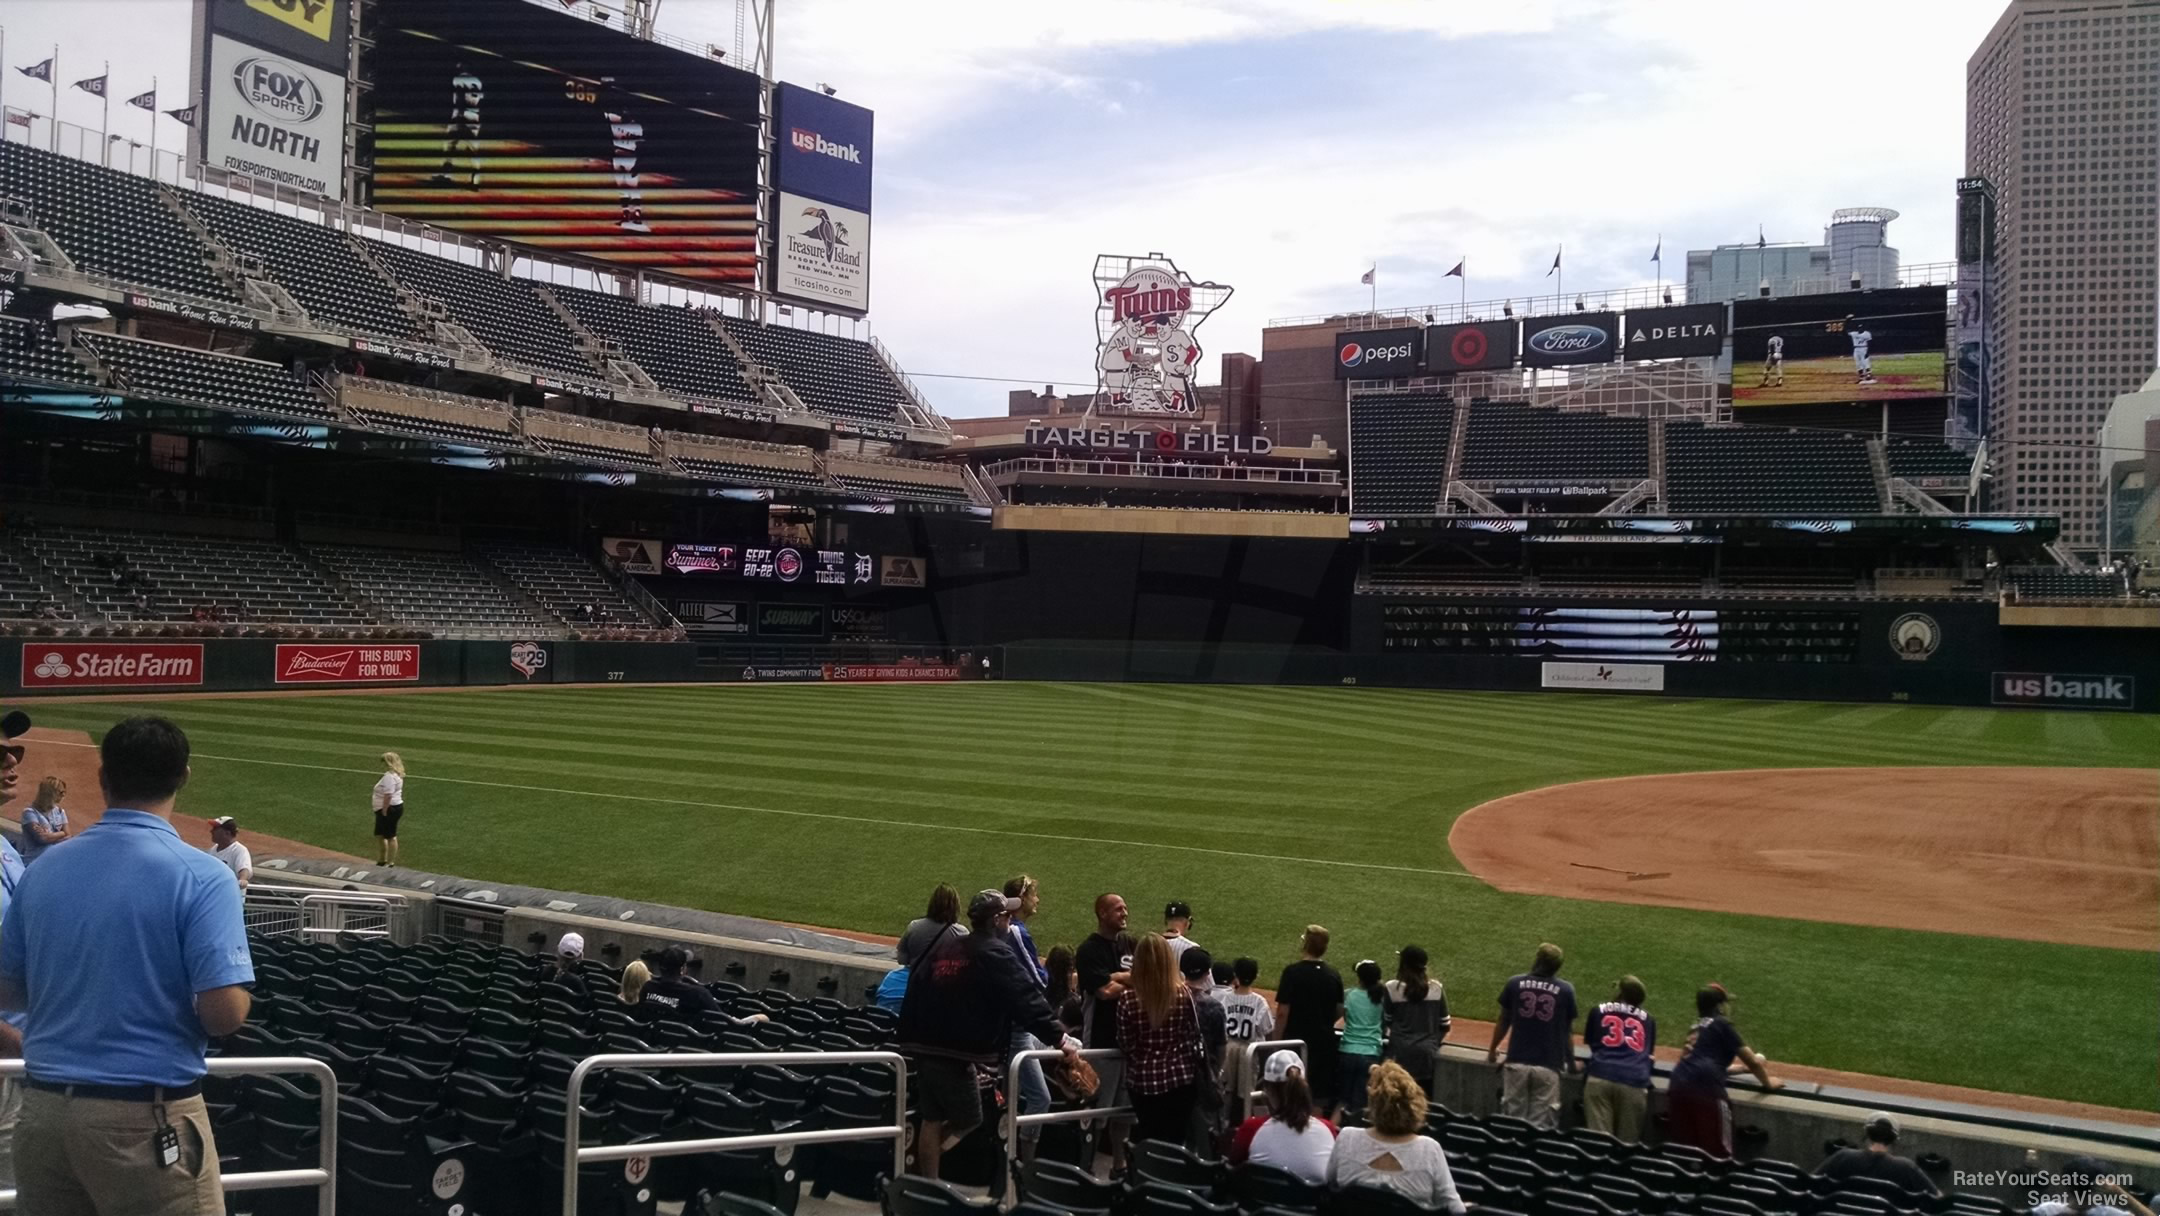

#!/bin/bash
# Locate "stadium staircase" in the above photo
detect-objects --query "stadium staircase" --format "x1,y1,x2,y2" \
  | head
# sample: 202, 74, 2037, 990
1646, 419, 1668, 511
155, 190, 302, 327
1864, 440, 1896, 513
0, 535, 81, 621
531, 286, 661, 396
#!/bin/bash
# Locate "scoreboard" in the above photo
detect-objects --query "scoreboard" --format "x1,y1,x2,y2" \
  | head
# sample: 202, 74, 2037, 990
360, 0, 763, 285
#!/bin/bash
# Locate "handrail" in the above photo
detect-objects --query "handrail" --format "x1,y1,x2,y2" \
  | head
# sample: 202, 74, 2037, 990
563, 1050, 906, 1216
1236, 1039, 1308, 1121
1002, 1046, 1131, 1179
980, 458, 1342, 486
0, 1056, 336, 1214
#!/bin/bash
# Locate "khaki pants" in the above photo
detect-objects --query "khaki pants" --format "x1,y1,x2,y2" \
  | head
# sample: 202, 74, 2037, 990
15, 1087, 223, 1216
1582, 1075, 1648, 1142
1500, 1063, 1561, 1129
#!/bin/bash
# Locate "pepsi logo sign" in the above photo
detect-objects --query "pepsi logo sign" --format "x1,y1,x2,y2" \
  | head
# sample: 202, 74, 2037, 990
1526, 324, 1609, 357
1339, 340, 1413, 369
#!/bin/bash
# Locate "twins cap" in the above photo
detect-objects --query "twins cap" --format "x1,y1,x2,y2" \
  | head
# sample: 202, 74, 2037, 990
557, 932, 586, 959
970, 889, 1020, 920
208, 816, 237, 831
1262, 1049, 1303, 1084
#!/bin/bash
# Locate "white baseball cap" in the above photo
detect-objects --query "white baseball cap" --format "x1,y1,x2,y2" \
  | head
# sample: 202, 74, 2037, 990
557, 933, 585, 959
1262, 1050, 1304, 1084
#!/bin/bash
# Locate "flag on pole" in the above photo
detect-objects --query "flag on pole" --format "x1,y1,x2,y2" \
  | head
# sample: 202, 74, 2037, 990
1547, 248, 1562, 276
127, 87, 157, 111
4, 111, 32, 129
164, 105, 197, 126
1444, 260, 1464, 278
1359, 266, 1375, 286
1756, 225, 1766, 250
72, 73, 107, 97
15, 58, 52, 83
1650, 236, 1661, 265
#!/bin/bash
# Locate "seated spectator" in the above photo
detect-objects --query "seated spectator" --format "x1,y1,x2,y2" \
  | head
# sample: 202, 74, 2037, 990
638, 945, 719, 1021
1230, 1049, 1335, 1182
617, 960, 650, 1006
2031, 1158, 2152, 1216
1328, 1059, 1465, 1213
552, 932, 585, 979
873, 965, 908, 1015
17, 778, 68, 863
1818, 1113, 1938, 1196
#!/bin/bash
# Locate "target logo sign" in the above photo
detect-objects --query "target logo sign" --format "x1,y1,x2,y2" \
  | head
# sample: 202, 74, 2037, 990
1429, 320, 1517, 372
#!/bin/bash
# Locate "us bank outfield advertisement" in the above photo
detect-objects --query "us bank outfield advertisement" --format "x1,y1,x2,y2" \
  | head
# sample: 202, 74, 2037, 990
203, 32, 347, 199
1732, 286, 1947, 405
773, 83, 873, 313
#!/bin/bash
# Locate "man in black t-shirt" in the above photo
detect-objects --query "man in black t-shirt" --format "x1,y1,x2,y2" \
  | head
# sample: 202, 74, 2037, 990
638, 945, 721, 1022
1818, 1113, 1938, 1196
1074, 893, 1135, 1150
1273, 925, 1345, 1102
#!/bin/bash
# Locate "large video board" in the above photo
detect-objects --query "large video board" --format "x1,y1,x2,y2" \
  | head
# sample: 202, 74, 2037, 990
363, 0, 762, 285
1731, 287, 1947, 405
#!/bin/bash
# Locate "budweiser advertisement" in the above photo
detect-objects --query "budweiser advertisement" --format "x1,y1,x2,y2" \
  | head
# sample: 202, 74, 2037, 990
274, 644, 421, 685
20, 642, 205, 690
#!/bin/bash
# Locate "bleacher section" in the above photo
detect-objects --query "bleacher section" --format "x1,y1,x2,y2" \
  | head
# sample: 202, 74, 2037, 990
368, 242, 595, 376
1349, 392, 1454, 516
719, 317, 911, 425
481, 542, 659, 628
1663, 422, 1878, 514
18, 526, 364, 625
1884, 438, 1975, 483
0, 142, 236, 304
665, 434, 827, 491
0, 546, 66, 619
222, 933, 901, 1216
825, 454, 974, 505
521, 411, 661, 470
551, 287, 760, 406
179, 192, 419, 339
2006, 566, 2131, 601
312, 544, 550, 637
1460, 402, 1649, 484
0, 316, 96, 387
339, 382, 520, 448
76, 331, 334, 420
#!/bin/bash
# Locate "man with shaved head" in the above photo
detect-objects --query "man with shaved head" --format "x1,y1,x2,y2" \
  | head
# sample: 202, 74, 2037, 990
1076, 893, 1134, 1155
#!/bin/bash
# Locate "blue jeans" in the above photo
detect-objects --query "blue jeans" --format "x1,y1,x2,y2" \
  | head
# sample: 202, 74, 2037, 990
1009, 1028, 1051, 1143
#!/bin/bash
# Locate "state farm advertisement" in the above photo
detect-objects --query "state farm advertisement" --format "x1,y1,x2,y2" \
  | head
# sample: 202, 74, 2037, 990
822, 664, 965, 682
274, 644, 420, 685
21, 642, 205, 690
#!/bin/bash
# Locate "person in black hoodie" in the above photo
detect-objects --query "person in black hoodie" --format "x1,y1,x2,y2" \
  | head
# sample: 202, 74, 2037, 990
899, 888, 1076, 1179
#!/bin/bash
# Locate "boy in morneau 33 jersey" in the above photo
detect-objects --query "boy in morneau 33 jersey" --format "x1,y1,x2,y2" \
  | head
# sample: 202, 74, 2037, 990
1581, 976, 1657, 1142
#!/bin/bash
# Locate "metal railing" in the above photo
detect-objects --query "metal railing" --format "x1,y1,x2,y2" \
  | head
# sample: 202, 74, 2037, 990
1003, 1047, 1131, 1179
0, 1056, 336, 1214
243, 883, 411, 943
980, 458, 1342, 486
1234, 1039, 1308, 1121
563, 1050, 907, 1216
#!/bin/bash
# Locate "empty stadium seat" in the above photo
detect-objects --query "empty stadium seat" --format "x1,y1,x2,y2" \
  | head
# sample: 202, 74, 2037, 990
480, 541, 664, 629
552, 286, 760, 405
310, 543, 553, 637
367, 241, 597, 376
77, 331, 334, 421
1460, 400, 1649, 484
1883, 438, 1974, 484
0, 316, 97, 388
180, 192, 419, 339
1349, 391, 1455, 517
1663, 421, 1878, 514
0, 141, 237, 303
719, 316, 913, 425
16, 524, 365, 626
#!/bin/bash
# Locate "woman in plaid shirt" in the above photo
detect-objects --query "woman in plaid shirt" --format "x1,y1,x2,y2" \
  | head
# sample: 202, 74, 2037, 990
1115, 933, 1207, 1147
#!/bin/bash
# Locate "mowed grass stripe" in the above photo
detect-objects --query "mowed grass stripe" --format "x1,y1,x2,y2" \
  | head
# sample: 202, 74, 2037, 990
25, 684, 2157, 1110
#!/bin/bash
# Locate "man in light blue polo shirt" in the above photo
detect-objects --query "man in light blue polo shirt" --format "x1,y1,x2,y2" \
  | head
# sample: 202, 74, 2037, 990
0, 716, 253, 1216
0, 832, 24, 1192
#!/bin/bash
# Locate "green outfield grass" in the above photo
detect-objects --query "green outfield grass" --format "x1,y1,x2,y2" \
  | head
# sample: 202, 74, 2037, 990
26, 683, 2159, 1111
1733, 349, 1945, 406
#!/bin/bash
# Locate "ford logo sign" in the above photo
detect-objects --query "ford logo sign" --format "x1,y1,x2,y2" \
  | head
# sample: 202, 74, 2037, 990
1527, 324, 1609, 356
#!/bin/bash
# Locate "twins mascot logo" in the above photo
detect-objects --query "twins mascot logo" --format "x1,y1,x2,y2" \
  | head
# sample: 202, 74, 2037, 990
1093, 254, 1233, 415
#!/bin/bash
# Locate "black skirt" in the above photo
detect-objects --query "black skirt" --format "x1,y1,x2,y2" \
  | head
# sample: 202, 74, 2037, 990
373, 803, 405, 838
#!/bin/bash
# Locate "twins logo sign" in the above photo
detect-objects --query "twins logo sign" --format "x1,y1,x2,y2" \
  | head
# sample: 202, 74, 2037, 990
1093, 253, 1233, 415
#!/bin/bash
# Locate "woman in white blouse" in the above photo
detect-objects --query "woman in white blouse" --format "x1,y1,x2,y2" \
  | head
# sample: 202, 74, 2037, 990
1328, 1059, 1465, 1213
372, 751, 406, 865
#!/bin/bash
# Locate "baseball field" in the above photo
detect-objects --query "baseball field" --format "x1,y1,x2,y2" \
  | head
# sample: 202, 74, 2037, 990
1732, 350, 1945, 405
17, 682, 2159, 1114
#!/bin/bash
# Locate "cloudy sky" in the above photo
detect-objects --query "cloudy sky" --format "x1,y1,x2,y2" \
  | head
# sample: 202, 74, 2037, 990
2, 0, 2008, 417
